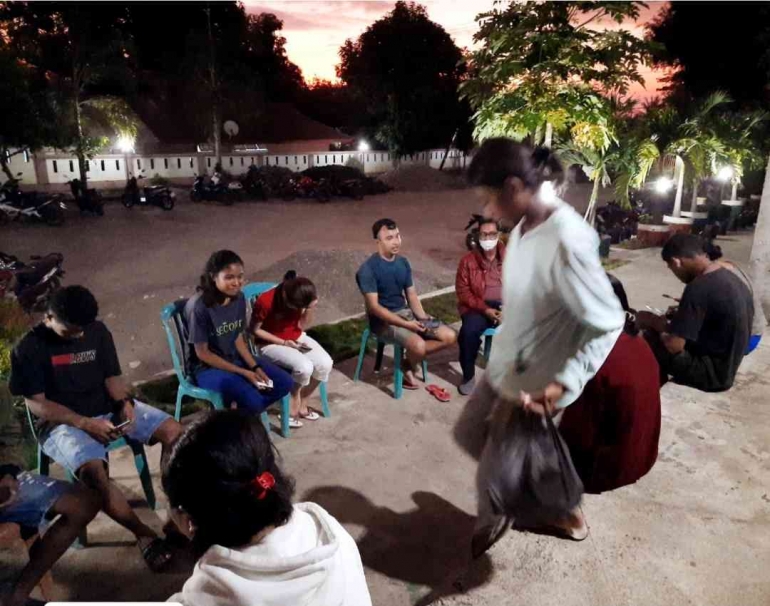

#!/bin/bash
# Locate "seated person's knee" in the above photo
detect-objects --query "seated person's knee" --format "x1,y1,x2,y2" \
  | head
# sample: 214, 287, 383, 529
293, 359, 315, 386
77, 460, 108, 488
408, 338, 427, 358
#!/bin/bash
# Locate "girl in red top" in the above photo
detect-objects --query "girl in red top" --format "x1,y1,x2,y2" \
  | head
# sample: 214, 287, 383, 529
251, 272, 333, 428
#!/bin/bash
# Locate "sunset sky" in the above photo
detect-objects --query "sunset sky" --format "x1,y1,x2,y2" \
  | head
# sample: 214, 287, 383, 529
243, 0, 670, 101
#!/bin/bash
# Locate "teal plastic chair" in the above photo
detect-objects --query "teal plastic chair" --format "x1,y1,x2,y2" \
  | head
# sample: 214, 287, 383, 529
353, 327, 428, 399
25, 403, 156, 547
482, 326, 499, 361
242, 282, 331, 429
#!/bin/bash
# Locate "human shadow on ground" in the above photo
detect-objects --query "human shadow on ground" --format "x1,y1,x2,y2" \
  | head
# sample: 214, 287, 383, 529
303, 486, 493, 606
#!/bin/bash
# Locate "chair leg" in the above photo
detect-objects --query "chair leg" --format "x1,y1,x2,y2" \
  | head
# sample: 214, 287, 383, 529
129, 441, 156, 510
320, 382, 330, 417
38, 446, 50, 476
393, 345, 404, 400
422, 360, 429, 382
280, 395, 291, 438
374, 341, 386, 373
353, 329, 370, 382
483, 335, 493, 362
174, 388, 185, 421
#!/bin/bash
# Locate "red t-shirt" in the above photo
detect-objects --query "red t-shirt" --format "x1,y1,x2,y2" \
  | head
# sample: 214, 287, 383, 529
253, 288, 303, 342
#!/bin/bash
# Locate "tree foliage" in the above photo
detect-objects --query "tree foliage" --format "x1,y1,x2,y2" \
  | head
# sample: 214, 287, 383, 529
462, 1, 654, 145
337, 1, 468, 154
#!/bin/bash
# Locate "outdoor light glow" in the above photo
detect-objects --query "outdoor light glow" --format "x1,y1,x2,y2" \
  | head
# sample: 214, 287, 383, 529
358, 140, 370, 152
654, 176, 674, 194
117, 135, 135, 153
539, 180, 557, 203
716, 166, 734, 182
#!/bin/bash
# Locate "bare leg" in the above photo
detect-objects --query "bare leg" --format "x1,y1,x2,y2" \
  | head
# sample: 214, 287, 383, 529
151, 418, 183, 471
404, 335, 427, 386
8, 487, 100, 606
77, 460, 156, 545
425, 324, 458, 355
300, 377, 320, 400
289, 384, 302, 417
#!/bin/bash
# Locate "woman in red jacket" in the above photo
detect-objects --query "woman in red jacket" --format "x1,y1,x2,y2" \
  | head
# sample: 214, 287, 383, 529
455, 218, 506, 395
559, 274, 662, 493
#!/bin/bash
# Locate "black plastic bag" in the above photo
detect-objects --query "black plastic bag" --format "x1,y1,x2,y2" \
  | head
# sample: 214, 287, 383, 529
485, 404, 584, 526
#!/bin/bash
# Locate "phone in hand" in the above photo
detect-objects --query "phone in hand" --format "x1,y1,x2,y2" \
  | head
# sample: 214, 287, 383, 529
114, 419, 132, 432
297, 343, 312, 353
256, 379, 274, 390
422, 318, 441, 330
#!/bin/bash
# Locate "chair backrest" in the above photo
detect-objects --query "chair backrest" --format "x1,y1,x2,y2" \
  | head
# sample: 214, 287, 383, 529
160, 298, 196, 386
242, 281, 277, 303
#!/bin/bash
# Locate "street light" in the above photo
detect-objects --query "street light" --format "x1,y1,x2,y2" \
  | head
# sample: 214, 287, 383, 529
716, 165, 734, 182
116, 135, 135, 182
358, 139, 370, 152
654, 176, 674, 194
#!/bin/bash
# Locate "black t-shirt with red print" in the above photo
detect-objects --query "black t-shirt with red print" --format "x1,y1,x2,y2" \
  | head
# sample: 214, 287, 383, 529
10, 321, 122, 422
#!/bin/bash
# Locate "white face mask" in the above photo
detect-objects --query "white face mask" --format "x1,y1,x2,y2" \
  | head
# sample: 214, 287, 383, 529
479, 237, 499, 252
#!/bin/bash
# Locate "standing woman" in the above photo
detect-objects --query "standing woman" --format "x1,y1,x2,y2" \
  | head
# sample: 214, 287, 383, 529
453, 139, 625, 556
185, 250, 293, 415
251, 271, 333, 428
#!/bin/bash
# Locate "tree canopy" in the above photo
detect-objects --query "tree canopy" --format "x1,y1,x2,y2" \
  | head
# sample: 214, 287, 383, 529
337, 1, 468, 154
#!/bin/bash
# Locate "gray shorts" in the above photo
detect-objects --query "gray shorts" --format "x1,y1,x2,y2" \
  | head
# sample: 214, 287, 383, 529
372, 309, 445, 346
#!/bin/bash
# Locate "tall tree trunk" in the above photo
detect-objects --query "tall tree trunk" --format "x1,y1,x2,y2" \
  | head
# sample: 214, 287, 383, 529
672, 155, 685, 217
206, 6, 222, 168
74, 98, 88, 191
748, 154, 770, 323
584, 174, 601, 226
544, 122, 553, 149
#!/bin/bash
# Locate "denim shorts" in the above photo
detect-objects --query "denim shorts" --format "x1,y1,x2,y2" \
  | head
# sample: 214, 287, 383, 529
41, 401, 171, 475
0, 471, 72, 529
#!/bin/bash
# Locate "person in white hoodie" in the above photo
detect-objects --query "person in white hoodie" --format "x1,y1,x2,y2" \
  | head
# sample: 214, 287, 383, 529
163, 410, 372, 606
453, 138, 625, 557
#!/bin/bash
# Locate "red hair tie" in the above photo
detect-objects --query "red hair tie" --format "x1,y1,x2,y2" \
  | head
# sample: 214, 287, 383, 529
252, 472, 275, 500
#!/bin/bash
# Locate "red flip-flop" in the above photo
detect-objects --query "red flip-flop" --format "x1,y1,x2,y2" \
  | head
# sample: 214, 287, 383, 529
426, 384, 451, 402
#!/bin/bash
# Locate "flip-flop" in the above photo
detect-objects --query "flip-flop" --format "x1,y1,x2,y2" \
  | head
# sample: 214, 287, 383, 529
278, 414, 304, 428
299, 410, 320, 421
426, 384, 451, 402
402, 379, 420, 390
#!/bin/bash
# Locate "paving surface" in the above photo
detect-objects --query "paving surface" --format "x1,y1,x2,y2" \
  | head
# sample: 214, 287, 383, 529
2, 229, 767, 605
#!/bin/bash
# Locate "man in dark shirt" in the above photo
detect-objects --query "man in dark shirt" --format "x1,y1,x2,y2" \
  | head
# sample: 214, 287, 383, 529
356, 218, 457, 389
640, 234, 753, 392
10, 286, 183, 571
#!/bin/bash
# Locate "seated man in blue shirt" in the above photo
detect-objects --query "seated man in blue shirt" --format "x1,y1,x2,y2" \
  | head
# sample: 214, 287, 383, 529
356, 218, 457, 389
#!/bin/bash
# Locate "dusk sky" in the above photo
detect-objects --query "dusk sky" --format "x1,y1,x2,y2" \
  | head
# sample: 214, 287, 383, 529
244, 0, 670, 101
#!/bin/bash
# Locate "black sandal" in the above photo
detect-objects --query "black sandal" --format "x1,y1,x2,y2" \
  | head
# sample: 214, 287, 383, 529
140, 537, 173, 572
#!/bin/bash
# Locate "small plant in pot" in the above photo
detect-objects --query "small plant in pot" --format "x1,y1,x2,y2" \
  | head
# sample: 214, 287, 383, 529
636, 213, 671, 248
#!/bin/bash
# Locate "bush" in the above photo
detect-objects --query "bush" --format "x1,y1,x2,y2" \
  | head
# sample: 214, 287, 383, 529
0, 298, 31, 380
150, 173, 171, 187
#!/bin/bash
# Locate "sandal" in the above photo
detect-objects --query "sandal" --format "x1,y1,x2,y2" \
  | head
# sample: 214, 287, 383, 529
140, 537, 173, 572
279, 414, 304, 428
426, 384, 451, 402
299, 410, 320, 421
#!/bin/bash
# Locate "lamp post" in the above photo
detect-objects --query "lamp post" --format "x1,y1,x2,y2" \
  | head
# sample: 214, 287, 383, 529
117, 135, 135, 184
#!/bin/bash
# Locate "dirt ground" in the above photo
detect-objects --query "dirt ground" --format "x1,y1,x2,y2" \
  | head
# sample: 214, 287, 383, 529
0, 181, 606, 380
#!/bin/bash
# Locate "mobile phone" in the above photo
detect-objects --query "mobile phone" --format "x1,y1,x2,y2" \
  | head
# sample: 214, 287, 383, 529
256, 380, 274, 390
423, 318, 441, 330
114, 419, 132, 431
645, 305, 664, 316
297, 343, 312, 353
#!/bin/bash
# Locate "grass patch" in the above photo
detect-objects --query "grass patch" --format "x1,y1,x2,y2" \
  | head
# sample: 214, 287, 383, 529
601, 258, 629, 271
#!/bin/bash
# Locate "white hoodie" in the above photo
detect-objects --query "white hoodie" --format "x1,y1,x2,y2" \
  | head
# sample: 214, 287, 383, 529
169, 503, 372, 606
486, 201, 625, 408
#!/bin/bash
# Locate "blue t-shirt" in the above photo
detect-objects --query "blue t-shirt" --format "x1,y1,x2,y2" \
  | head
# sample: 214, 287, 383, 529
356, 253, 413, 317
185, 291, 247, 371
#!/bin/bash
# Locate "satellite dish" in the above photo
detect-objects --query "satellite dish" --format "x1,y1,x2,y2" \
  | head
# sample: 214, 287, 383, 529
223, 120, 240, 138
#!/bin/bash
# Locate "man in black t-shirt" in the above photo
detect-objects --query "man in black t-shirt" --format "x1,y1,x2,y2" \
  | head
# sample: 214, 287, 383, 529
9, 286, 183, 572
639, 234, 753, 392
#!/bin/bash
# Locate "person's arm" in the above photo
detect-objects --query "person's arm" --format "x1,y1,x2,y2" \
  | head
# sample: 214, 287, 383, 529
663, 290, 704, 356
406, 286, 430, 321
549, 237, 625, 409
455, 256, 489, 314
363, 292, 425, 333
26, 393, 118, 444
252, 322, 290, 347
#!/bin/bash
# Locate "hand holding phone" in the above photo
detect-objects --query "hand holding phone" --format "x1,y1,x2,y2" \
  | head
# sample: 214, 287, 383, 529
297, 343, 312, 353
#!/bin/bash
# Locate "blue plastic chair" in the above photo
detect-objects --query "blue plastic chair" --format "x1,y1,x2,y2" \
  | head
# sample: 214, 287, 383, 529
242, 281, 331, 429
25, 403, 156, 547
482, 326, 499, 361
353, 327, 428, 399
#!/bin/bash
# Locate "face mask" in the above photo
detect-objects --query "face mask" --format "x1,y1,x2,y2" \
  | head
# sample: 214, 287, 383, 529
479, 237, 498, 252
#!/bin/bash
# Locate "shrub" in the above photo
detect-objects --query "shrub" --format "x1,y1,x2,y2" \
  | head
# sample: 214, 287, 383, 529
0, 298, 31, 381
150, 173, 171, 187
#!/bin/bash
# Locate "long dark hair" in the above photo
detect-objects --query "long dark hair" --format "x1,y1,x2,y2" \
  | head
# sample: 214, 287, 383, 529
197, 250, 244, 307
272, 270, 317, 316
607, 273, 638, 336
467, 138, 565, 190
162, 410, 295, 557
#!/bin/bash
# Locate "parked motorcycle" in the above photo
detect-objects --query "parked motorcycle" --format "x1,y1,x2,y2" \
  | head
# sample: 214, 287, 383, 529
190, 175, 235, 205
282, 176, 332, 203
0, 175, 66, 226
123, 175, 175, 210
0, 251, 65, 312
68, 178, 105, 216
